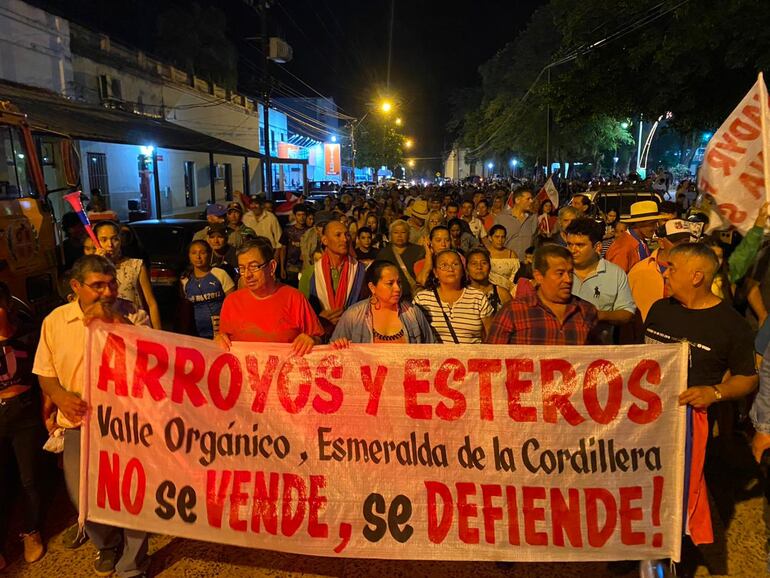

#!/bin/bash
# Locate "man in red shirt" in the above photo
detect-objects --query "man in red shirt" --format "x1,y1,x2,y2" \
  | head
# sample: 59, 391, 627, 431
606, 200, 661, 273
486, 244, 601, 345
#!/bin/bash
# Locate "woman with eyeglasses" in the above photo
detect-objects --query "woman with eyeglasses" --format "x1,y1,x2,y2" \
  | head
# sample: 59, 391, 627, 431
330, 260, 435, 347
413, 249, 494, 344
216, 237, 323, 356
92, 220, 161, 329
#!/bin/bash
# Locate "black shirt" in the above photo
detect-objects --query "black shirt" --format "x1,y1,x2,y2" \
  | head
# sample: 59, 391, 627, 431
0, 322, 37, 393
644, 298, 756, 387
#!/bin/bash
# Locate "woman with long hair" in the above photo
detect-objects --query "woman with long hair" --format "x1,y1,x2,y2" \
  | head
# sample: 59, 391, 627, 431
486, 224, 520, 291
92, 220, 161, 328
537, 199, 558, 238
413, 249, 494, 344
331, 260, 435, 346
414, 225, 452, 289
466, 247, 512, 314
180, 240, 235, 339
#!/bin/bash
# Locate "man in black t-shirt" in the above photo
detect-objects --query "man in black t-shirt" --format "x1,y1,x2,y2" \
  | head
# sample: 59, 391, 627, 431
645, 243, 757, 573
645, 243, 757, 398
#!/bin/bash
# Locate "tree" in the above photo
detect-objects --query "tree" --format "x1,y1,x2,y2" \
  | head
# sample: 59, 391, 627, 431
354, 120, 404, 172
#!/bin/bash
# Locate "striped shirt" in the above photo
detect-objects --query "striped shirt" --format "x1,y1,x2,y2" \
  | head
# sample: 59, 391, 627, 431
413, 287, 494, 344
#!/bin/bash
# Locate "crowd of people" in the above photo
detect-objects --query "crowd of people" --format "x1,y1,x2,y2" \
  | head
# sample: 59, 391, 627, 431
2, 177, 770, 577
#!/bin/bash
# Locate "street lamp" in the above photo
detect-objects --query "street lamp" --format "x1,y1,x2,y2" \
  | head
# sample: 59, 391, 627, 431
404, 138, 414, 150
395, 117, 403, 126
621, 121, 630, 129
408, 159, 416, 168
380, 100, 393, 114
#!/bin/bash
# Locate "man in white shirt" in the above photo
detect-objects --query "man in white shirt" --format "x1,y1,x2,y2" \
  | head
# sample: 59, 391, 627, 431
241, 194, 283, 251
33, 255, 150, 577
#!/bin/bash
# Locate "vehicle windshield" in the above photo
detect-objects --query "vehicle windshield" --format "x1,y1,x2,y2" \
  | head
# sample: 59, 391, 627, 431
0, 125, 35, 198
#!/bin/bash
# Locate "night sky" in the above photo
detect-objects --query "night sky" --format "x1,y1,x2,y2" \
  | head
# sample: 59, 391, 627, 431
33, 0, 545, 169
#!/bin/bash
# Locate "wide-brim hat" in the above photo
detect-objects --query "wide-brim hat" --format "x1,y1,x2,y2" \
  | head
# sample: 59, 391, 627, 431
621, 200, 661, 223
407, 199, 429, 219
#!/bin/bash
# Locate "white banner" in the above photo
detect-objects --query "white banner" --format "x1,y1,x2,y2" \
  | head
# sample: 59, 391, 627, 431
698, 73, 770, 234
81, 322, 687, 562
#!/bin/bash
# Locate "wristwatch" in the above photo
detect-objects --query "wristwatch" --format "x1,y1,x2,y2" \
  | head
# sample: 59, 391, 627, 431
712, 385, 723, 401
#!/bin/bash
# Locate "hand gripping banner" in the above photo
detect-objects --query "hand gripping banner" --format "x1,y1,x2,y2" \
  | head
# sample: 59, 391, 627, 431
81, 322, 687, 562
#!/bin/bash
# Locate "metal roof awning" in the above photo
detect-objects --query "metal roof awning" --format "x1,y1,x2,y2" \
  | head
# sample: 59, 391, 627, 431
0, 79, 263, 158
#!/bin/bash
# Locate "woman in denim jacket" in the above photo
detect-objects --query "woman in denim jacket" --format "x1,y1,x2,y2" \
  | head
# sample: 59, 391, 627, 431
331, 260, 436, 345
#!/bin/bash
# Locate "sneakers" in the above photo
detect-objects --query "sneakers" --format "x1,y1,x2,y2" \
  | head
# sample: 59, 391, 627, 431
93, 547, 119, 577
62, 524, 88, 549
21, 530, 45, 563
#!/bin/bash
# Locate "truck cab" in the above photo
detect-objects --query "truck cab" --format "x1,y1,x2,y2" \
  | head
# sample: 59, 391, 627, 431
0, 100, 80, 318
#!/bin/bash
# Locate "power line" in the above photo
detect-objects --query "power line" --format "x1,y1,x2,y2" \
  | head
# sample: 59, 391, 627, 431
465, 0, 691, 157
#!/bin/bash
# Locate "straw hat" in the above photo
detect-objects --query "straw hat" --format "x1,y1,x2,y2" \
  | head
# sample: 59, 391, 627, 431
621, 200, 661, 223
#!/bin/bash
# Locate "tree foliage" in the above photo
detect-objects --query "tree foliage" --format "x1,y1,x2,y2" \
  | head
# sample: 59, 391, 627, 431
453, 0, 770, 174
354, 119, 405, 171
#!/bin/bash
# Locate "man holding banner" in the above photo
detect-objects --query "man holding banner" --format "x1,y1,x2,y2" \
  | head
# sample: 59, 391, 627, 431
33, 255, 151, 578
645, 243, 758, 571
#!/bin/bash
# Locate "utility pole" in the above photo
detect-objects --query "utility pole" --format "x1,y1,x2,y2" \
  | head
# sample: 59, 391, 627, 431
350, 122, 357, 184
261, 0, 273, 200
545, 67, 551, 178
386, 0, 395, 89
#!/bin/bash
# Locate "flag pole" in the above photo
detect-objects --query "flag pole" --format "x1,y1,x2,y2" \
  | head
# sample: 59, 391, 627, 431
758, 72, 770, 203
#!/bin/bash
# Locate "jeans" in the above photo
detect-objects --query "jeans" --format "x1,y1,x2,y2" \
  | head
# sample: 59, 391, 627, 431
0, 390, 45, 552
64, 428, 149, 577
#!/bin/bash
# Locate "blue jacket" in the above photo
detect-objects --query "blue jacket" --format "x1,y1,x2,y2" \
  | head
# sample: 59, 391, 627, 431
331, 299, 436, 343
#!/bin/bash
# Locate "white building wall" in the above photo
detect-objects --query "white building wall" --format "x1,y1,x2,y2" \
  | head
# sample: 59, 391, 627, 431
0, 0, 73, 93
76, 141, 260, 220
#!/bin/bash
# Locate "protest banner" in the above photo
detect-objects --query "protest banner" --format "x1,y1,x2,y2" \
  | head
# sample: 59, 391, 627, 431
697, 72, 770, 234
80, 322, 687, 562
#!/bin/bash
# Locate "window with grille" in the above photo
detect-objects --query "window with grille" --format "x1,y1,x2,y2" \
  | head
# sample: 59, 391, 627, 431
87, 152, 110, 196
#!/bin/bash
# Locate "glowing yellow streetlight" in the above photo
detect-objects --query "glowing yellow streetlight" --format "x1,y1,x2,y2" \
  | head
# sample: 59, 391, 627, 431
395, 117, 403, 126
407, 159, 416, 168
380, 100, 393, 114
404, 138, 414, 150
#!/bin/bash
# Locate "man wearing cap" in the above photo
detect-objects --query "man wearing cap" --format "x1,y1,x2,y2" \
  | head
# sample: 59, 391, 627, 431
605, 200, 661, 273
406, 199, 429, 244
206, 223, 238, 281
241, 194, 283, 252
225, 202, 256, 247
628, 218, 697, 322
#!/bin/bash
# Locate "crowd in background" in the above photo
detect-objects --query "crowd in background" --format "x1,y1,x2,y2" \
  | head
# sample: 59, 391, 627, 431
3, 173, 770, 577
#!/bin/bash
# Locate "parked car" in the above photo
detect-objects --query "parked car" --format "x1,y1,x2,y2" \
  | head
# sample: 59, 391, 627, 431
309, 181, 339, 194
570, 187, 664, 219
127, 219, 206, 328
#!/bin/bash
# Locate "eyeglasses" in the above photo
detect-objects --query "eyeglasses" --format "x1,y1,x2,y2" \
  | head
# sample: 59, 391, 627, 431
83, 280, 118, 292
437, 263, 463, 271
240, 260, 271, 274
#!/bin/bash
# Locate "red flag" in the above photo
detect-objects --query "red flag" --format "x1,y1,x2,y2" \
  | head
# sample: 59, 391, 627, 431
63, 191, 101, 249
535, 175, 559, 208
275, 191, 301, 215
